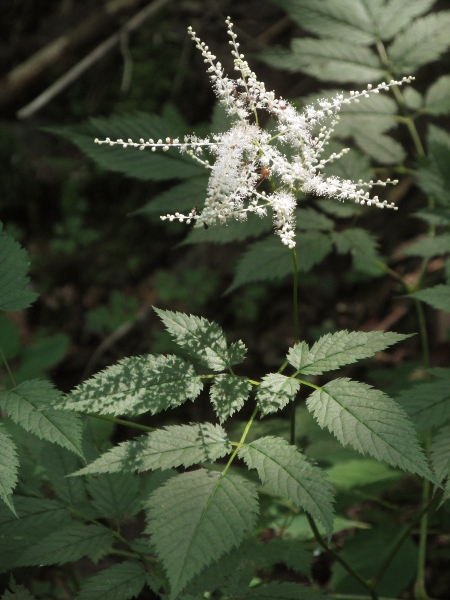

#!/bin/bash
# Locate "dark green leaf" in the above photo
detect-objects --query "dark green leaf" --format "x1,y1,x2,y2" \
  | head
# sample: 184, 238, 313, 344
396, 368, 450, 429
0, 224, 37, 311
0, 424, 18, 514
87, 472, 141, 518
76, 562, 147, 600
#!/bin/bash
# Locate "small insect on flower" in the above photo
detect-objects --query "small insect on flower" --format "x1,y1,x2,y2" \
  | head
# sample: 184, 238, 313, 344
95, 18, 414, 249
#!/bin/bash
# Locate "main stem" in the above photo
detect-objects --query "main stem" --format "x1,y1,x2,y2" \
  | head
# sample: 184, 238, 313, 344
290, 248, 299, 446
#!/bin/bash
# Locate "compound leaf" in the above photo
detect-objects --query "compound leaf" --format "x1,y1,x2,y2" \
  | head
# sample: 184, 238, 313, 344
76, 562, 147, 600
287, 330, 410, 375
239, 436, 334, 540
375, 0, 435, 40
408, 285, 450, 312
145, 469, 258, 598
307, 379, 432, 479
257, 374, 300, 416
396, 368, 450, 429
0, 224, 37, 311
0, 380, 83, 457
75, 423, 231, 476
154, 308, 246, 371
210, 376, 252, 423
62, 354, 202, 416
0, 424, 18, 514
431, 426, 450, 486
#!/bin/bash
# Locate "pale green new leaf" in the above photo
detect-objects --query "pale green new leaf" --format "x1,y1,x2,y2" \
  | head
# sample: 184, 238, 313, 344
257, 374, 300, 416
408, 285, 450, 313
287, 330, 410, 375
405, 233, 450, 258
76, 562, 147, 600
87, 472, 141, 519
431, 426, 450, 486
0, 424, 18, 514
75, 423, 231, 476
17, 523, 114, 566
0, 380, 83, 457
424, 75, 450, 116
145, 469, 258, 598
155, 308, 246, 371
239, 436, 334, 540
240, 582, 327, 599
307, 379, 432, 478
0, 224, 37, 311
396, 368, 450, 429
388, 12, 450, 73
63, 354, 202, 416
210, 375, 252, 423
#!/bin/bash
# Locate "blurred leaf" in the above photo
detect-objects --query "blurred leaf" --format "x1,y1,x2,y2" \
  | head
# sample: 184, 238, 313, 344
416, 125, 450, 206
405, 233, 450, 258
326, 459, 401, 490
353, 129, 406, 164
134, 176, 209, 216
181, 212, 272, 245
424, 75, 450, 116
0, 224, 37, 311
0, 424, 18, 514
408, 285, 450, 312
76, 562, 147, 600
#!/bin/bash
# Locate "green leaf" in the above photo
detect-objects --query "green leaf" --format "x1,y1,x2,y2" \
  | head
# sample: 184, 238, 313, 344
353, 129, 406, 164
2, 583, 36, 600
332, 228, 383, 275
408, 285, 450, 312
47, 112, 204, 182
210, 375, 251, 423
405, 233, 450, 258
335, 93, 398, 138
239, 582, 327, 599
76, 562, 147, 600
307, 379, 432, 479
416, 125, 450, 206
17, 523, 113, 566
181, 212, 272, 245
255, 537, 313, 577
0, 380, 83, 457
134, 176, 209, 216
77, 423, 231, 476
63, 354, 202, 416
239, 436, 334, 540
41, 445, 88, 506
87, 472, 141, 519
154, 308, 246, 371
326, 459, 401, 490
431, 426, 450, 486
0, 224, 37, 311
374, 0, 436, 40
396, 369, 450, 429
424, 75, 450, 116
287, 330, 410, 375
256, 374, 300, 416
0, 424, 18, 514
145, 469, 258, 598
295, 208, 334, 232
403, 86, 424, 111
388, 11, 450, 73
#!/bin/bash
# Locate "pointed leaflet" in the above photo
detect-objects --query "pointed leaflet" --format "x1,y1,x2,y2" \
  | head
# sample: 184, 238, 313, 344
74, 423, 231, 476
62, 354, 202, 416
41, 445, 88, 506
425, 75, 450, 116
239, 437, 334, 540
0, 424, 18, 514
2, 583, 37, 600
405, 233, 450, 258
408, 285, 450, 313
145, 469, 258, 598
210, 375, 252, 423
87, 472, 141, 519
288, 330, 410, 375
257, 374, 300, 416
396, 369, 450, 429
17, 524, 114, 567
154, 308, 246, 371
431, 426, 450, 486
307, 379, 432, 479
0, 380, 83, 457
76, 562, 147, 600
0, 223, 37, 311
332, 228, 383, 275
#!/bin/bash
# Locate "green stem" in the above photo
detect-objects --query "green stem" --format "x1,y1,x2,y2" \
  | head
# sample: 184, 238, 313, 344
0, 346, 16, 388
413, 299, 430, 369
306, 514, 379, 600
222, 404, 258, 477
414, 431, 433, 600
87, 413, 154, 433
291, 248, 299, 342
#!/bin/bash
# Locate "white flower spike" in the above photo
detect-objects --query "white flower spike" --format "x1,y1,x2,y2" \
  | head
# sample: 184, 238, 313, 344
95, 18, 414, 249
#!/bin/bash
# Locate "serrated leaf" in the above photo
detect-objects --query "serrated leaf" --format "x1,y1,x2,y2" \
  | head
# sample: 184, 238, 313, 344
41, 445, 88, 506
403, 86, 423, 110
145, 469, 258, 598
76, 562, 147, 600
134, 176, 209, 216
416, 125, 450, 206
332, 228, 383, 275
210, 375, 252, 423
239, 582, 327, 599
0, 225, 37, 311
287, 330, 410, 375
87, 472, 141, 519
431, 426, 450, 486
256, 374, 300, 416
2, 585, 36, 600
76, 423, 231, 476
0, 380, 83, 457
295, 208, 334, 231
270, 0, 379, 45
396, 369, 450, 429
375, 0, 435, 40
353, 129, 406, 164
307, 378, 432, 479
322, 142, 373, 185
424, 75, 450, 116
181, 212, 272, 245
404, 233, 450, 258
17, 523, 113, 566
388, 12, 450, 72
336, 93, 398, 137
154, 308, 246, 371
0, 424, 18, 514
408, 285, 450, 312
239, 436, 334, 540
47, 112, 203, 182
63, 354, 202, 416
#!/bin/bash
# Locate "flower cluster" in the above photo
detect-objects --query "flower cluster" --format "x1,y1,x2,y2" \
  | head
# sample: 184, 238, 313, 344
95, 17, 414, 248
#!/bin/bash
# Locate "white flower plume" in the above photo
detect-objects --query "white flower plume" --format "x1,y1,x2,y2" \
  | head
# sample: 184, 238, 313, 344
95, 17, 414, 249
